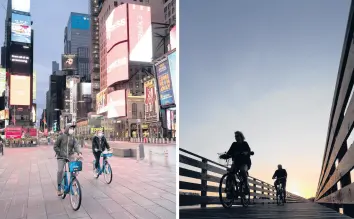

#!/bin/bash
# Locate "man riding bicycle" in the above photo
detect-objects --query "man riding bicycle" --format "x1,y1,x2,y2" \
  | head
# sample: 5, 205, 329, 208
272, 164, 287, 202
54, 124, 83, 196
225, 131, 252, 195
92, 129, 111, 177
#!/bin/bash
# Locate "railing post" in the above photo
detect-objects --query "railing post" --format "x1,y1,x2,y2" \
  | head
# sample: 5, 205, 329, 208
261, 182, 265, 204
201, 158, 207, 208
253, 178, 256, 202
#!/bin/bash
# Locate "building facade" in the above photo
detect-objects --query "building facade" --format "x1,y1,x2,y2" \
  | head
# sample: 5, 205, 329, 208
163, 0, 176, 26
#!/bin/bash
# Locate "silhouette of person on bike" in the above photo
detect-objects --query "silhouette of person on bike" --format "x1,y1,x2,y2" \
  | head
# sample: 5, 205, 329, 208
272, 164, 287, 202
226, 131, 252, 194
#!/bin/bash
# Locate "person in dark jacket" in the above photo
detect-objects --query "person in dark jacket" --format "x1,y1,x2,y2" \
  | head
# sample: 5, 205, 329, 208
272, 164, 288, 202
54, 124, 82, 196
92, 129, 111, 177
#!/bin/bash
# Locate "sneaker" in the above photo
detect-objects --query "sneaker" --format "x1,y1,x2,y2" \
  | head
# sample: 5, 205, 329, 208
57, 190, 63, 196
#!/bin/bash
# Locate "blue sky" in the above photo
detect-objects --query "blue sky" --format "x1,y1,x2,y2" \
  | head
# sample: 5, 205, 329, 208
0, 0, 89, 122
180, 0, 351, 197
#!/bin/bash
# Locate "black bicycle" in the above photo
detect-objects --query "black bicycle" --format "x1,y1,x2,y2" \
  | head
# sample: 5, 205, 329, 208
218, 151, 254, 208
274, 177, 286, 205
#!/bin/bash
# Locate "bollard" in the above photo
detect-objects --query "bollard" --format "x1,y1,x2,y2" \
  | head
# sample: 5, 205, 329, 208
149, 150, 152, 165
164, 150, 169, 166
136, 145, 140, 162
139, 143, 144, 159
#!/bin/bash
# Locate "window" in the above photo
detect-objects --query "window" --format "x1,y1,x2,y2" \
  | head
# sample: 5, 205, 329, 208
132, 103, 137, 119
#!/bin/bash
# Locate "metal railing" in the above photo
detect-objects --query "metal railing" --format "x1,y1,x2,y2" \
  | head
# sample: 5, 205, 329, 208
179, 148, 307, 207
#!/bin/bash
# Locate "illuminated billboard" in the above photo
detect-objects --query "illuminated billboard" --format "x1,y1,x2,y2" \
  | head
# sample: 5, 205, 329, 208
107, 90, 126, 118
11, 13, 31, 44
33, 70, 36, 101
170, 26, 176, 51
168, 51, 176, 104
144, 79, 159, 122
106, 4, 128, 51
156, 59, 175, 107
96, 88, 108, 114
10, 75, 31, 106
0, 68, 6, 95
107, 42, 129, 86
62, 54, 78, 71
71, 14, 90, 30
32, 104, 36, 123
128, 4, 152, 62
66, 75, 80, 89
12, 0, 30, 13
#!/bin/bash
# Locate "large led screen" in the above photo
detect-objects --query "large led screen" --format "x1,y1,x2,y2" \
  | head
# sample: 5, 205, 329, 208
107, 42, 129, 86
106, 4, 128, 51
107, 90, 126, 118
10, 75, 30, 106
62, 54, 78, 71
170, 26, 176, 50
33, 70, 36, 101
12, 0, 30, 13
144, 79, 159, 122
0, 68, 6, 95
156, 59, 175, 107
71, 14, 90, 30
96, 88, 108, 114
168, 51, 177, 104
128, 4, 152, 62
11, 13, 31, 44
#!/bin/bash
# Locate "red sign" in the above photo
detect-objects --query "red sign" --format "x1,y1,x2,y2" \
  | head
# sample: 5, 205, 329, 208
5, 126, 22, 139
128, 4, 152, 62
106, 4, 128, 51
106, 42, 129, 86
29, 128, 37, 137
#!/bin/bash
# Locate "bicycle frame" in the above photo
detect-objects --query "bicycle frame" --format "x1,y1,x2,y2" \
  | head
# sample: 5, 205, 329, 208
96, 156, 108, 175
62, 162, 78, 195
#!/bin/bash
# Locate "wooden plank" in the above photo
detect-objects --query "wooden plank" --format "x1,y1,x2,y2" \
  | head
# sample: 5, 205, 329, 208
180, 148, 225, 168
317, 143, 354, 199
180, 181, 219, 193
317, 182, 354, 204
180, 154, 226, 175
179, 167, 222, 184
319, 42, 354, 191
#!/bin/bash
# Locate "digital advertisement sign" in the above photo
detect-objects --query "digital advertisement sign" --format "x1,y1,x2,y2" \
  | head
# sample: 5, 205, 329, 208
106, 42, 129, 86
156, 59, 175, 107
62, 54, 78, 71
12, 0, 30, 13
71, 14, 90, 30
33, 70, 36, 101
144, 79, 159, 122
96, 88, 108, 114
106, 4, 127, 51
168, 51, 177, 104
11, 53, 31, 74
107, 90, 126, 119
0, 68, 6, 95
11, 13, 31, 44
170, 26, 176, 51
128, 4, 152, 62
10, 75, 31, 106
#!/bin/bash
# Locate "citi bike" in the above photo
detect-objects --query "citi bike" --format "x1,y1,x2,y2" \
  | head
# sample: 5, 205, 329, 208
218, 151, 254, 208
93, 150, 113, 184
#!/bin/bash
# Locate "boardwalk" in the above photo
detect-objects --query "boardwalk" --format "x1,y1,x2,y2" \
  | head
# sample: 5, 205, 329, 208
0, 145, 176, 219
180, 203, 351, 219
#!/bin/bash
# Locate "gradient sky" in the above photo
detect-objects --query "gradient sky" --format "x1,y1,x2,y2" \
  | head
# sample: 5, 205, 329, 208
0, 0, 89, 122
180, 0, 351, 198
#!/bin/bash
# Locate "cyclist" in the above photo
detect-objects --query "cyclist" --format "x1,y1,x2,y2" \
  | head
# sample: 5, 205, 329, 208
226, 131, 252, 195
272, 164, 287, 202
54, 124, 83, 196
92, 129, 111, 177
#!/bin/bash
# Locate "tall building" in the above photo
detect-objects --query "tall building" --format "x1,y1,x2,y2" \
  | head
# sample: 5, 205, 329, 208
46, 74, 66, 131
64, 12, 91, 81
52, 61, 59, 73
163, 0, 176, 26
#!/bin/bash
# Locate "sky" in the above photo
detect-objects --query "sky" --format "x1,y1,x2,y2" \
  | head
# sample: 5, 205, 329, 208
0, 0, 89, 123
180, 0, 351, 198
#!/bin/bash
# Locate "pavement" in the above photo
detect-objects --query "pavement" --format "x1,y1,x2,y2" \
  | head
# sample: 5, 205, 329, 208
0, 145, 176, 219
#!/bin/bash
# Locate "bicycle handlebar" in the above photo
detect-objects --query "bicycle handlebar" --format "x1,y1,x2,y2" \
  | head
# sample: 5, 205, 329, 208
218, 151, 254, 159
273, 177, 287, 180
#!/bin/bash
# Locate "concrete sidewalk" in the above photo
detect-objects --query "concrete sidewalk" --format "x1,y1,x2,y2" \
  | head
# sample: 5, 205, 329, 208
0, 146, 176, 219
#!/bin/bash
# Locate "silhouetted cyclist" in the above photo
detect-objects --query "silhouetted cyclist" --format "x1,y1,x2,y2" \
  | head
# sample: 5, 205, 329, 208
272, 164, 287, 202
226, 131, 252, 194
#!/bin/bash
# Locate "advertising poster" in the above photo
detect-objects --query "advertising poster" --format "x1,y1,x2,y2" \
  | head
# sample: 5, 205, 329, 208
166, 109, 171, 130
106, 4, 128, 51
10, 75, 30, 106
65, 75, 80, 89
106, 42, 129, 86
96, 88, 108, 114
32, 104, 36, 123
11, 13, 31, 44
168, 51, 177, 104
170, 26, 176, 50
128, 4, 152, 62
144, 79, 159, 122
107, 90, 126, 118
62, 54, 78, 71
33, 70, 36, 101
12, 0, 30, 13
0, 68, 6, 95
156, 59, 175, 107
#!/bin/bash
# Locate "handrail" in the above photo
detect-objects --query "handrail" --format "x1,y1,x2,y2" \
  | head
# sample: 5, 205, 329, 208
179, 148, 307, 208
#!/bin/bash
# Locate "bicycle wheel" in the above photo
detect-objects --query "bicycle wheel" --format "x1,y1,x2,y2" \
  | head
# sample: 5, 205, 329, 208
60, 177, 66, 199
70, 178, 82, 211
103, 162, 113, 184
219, 173, 235, 209
239, 177, 250, 207
92, 161, 99, 178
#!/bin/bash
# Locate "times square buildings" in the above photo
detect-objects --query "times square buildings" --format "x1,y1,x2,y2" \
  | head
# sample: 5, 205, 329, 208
74, 0, 177, 139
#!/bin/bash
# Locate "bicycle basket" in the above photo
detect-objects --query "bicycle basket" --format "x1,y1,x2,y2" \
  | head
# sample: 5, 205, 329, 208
101, 152, 113, 158
69, 161, 82, 172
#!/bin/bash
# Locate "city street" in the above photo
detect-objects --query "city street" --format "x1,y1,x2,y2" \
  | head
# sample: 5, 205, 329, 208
0, 146, 176, 219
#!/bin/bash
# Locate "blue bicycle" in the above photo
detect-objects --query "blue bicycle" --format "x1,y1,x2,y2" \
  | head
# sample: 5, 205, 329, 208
59, 157, 83, 211
93, 150, 113, 184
